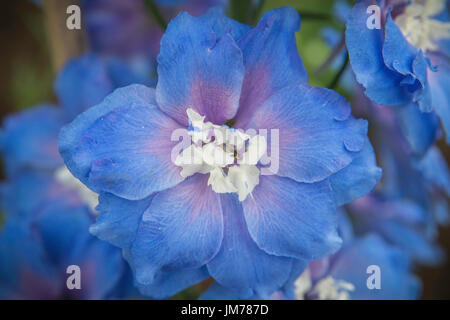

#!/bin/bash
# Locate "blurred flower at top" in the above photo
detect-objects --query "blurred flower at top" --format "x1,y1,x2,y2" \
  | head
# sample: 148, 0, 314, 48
289, 234, 421, 300
81, 0, 229, 85
0, 53, 150, 299
346, 0, 450, 156
58, 7, 380, 299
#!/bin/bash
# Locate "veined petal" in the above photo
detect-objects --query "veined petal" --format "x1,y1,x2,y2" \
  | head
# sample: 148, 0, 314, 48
242, 175, 342, 260
156, 11, 244, 126
245, 84, 367, 183
0, 105, 64, 175
58, 85, 184, 200
234, 7, 307, 127
330, 138, 382, 206
130, 174, 223, 285
207, 194, 292, 297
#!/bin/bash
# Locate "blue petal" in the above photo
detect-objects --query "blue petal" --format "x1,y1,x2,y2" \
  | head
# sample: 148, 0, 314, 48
243, 175, 342, 260
58, 84, 184, 200
201, 282, 255, 300
382, 13, 432, 112
199, 7, 251, 42
379, 221, 444, 266
0, 220, 57, 299
346, 1, 410, 105
56, 54, 152, 122
234, 7, 308, 127
245, 84, 367, 183
351, 196, 444, 266
90, 193, 154, 248
130, 174, 223, 285
278, 259, 308, 300
156, 11, 244, 125
394, 102, 439, 156
0, 105, 64, 175
428, 57, 450, 143
330, 137, 382, 206
207, 194, 292, 297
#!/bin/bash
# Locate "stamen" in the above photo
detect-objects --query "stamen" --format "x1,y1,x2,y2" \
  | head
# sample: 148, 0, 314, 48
175, 108, 267, 201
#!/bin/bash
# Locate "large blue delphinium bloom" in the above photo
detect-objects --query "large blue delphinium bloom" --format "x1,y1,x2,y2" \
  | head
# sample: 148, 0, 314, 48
0, 173, 133, 299
59, 7, 380, 299
81, 0, 229, 87
346, 0, 450, 155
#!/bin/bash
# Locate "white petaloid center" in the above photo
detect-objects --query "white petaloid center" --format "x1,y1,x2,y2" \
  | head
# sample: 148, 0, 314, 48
395, 0, 450, 53
175, 108, 267, 201
294, 269, 355, 300
54, 166, 99, 213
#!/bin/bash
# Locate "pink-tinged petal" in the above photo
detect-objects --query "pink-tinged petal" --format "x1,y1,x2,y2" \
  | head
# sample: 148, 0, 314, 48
156, 12, 244, 125
130, 174, 223, 285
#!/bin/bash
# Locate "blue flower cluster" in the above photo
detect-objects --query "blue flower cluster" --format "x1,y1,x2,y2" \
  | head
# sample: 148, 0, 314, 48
1, 0, 448, 300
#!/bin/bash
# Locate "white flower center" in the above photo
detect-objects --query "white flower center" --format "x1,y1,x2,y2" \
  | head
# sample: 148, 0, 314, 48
395, 0, 450, 53
294, 268, 355, 300
54, 166, 99, 213
175, 108, 267, 201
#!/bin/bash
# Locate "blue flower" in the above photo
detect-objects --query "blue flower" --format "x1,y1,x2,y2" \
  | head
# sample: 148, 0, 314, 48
202, 220, 420, 300
0, 172, 133, 300
346, 0, 450, 154
345, 103, 448, 266
291, 234, 421, 300
350, 195, 444, 267
59, 7, 379, 299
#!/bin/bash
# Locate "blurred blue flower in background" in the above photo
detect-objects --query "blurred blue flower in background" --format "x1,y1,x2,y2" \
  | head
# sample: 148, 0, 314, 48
290, 234, 421, 300
346, 0, 450, 155
1, 0, 448, 301
203, 213, 420, 300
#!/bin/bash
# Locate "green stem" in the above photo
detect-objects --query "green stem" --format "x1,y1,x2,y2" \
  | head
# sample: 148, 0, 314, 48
145, 0, 167, 30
